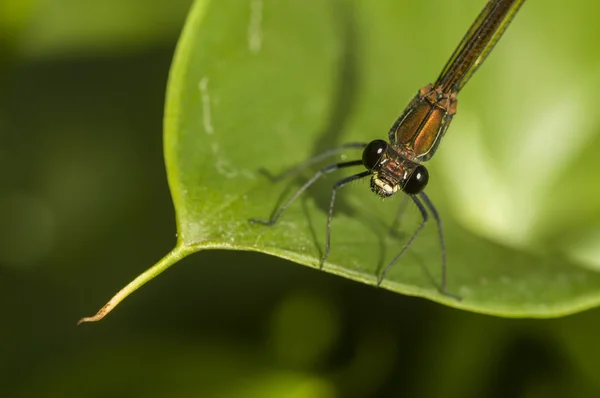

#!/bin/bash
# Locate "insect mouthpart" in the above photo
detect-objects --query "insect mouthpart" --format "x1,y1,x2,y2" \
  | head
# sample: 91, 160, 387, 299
370, 175, 399, 198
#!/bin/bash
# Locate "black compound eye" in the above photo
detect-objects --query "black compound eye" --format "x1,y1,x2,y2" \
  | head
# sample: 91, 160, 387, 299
362, 140, 388, 170
402, 165, 429, 194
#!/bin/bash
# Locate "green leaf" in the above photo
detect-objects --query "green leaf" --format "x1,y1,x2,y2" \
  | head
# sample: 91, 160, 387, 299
79, 0, 600, 323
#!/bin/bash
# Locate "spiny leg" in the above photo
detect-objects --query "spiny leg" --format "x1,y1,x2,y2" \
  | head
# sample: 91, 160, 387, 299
260, 142, 367, 182
419, 192, 461, 300
377, 194, 429, 286
249, 160, 364, 226
320, 170, 371, 269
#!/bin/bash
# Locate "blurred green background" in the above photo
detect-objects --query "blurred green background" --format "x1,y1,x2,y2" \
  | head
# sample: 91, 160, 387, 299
2, 0, 600, 397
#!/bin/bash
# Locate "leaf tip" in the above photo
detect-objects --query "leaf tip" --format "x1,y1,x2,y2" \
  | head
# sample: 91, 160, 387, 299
77, 303, 113, 325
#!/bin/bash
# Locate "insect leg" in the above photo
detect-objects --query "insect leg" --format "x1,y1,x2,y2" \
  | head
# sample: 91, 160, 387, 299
261, 143, 367, 182
377, 194, 429, 286
249, 160, 364, 226
419, 192, 461, 300
320, 170, 371, 268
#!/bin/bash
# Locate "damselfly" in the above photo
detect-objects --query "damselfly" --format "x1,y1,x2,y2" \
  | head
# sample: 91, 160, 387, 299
251, 0, 526, 296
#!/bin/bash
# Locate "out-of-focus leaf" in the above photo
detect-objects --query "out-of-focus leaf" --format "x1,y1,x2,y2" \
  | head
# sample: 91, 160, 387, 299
16, 0, 192, 57
16, 338, 334, 398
